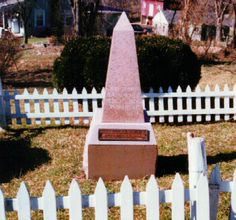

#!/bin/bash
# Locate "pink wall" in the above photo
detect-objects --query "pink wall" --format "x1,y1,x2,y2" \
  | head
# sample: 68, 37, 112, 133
141, 0, 164, 18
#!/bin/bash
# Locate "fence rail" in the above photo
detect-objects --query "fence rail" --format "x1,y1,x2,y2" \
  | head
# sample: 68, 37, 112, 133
0, 83, 236, 127
1, 168, 235, 220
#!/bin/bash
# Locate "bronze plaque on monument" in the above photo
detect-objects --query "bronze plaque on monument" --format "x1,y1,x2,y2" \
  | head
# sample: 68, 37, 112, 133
99, 129, 150, 141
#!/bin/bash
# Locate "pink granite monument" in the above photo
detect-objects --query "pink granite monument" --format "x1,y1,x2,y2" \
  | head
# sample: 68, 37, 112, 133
83, 12, 157, 180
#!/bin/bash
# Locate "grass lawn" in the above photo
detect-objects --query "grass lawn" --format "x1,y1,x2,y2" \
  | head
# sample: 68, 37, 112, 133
0, 122, 235, 219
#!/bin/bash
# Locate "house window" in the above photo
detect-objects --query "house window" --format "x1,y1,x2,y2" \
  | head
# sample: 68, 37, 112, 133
149, 4, 154, 17
34, 9, 45, 27
65, 15, 73, 26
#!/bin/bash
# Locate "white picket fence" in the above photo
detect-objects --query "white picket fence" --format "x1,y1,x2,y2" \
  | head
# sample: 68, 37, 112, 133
0, 83, 236, 127
0, 133, 236, 219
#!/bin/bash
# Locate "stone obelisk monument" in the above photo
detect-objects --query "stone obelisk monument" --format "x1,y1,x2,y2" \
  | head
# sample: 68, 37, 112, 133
83, 12, 157, 180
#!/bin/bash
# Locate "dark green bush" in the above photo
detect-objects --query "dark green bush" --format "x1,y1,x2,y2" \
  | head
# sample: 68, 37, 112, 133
53, 35, 201, 92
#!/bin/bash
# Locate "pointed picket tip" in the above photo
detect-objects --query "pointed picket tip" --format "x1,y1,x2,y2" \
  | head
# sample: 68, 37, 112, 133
205, 85, 211, 92
33, 88, 39, 95
43, 180, 55, 196
121, 175, 132, 190
43, 88, 49, 95
186, 85, 191, 93
172, 173, 184, 187
91, 87, 97, 94
82, 87, 88, 94
149, 87, 154, 93
52, 88, 58, 95
159, 87, 163, 93
209, 164, 221, 185
223, 84, 229, 91
62, 88, 68, 95
17, 182, 29, 197
101, 87, 105, 95
72, 88, 78, 95
195, 85, 201, 92
69, 179, 81, 194
147, 175, 158, 189
95, 178, 106, 193
214, 84, 220, 92
176, 86, 182, 93
23, 88, 29, 95
167, 86, 173, 93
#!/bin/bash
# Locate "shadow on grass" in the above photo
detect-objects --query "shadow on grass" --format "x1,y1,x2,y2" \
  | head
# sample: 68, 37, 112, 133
0, 129, 51, 183
156, 151, 236, 177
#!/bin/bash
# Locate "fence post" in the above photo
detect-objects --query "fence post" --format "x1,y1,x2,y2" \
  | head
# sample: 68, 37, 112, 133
209, 165, 221, 220
0, 78, 6, 131
187, 132, 208, 220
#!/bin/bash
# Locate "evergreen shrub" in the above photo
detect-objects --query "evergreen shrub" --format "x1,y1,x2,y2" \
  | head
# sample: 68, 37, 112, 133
53, 35, 201, 92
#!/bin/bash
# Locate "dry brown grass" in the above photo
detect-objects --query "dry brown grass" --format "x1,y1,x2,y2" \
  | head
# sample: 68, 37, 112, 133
200, 63, 236, 89
0, 122, 235, 219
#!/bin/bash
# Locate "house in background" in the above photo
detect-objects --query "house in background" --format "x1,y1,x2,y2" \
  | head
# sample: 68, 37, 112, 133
0, 0, 132, 38
153, 8, 234, 43
141, 0, 164, 25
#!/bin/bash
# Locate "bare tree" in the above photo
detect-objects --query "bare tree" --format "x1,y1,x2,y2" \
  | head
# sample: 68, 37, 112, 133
175, 0, 208, 43
232, 0, 236, 47
14, 0, 37, 44
213, 0, 232, 41
69, 0, 100, 36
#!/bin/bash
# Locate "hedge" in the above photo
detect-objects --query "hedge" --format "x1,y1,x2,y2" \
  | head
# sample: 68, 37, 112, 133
53, 35, 201, 92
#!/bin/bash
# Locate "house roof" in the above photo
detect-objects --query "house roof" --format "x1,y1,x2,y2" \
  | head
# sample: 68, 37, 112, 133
162, 10, 181, 24
98, 5, 130, 14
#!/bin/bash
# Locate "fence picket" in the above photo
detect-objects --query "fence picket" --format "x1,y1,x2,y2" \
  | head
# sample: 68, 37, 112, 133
14, 90, 22, 124
92, 88, 98, 113
209, 165, 221, 220
95, 178, 108, 220
205, 85, 211, 122
176, 86, 183, 122
63, 88, 70, 124
172, 173, 184, 220
195, 85, 202, 122
167, 87, 174, 122
17, 182, 31, 220
72, 88, 79, 125
68, 179, 82, 220
82, 88, 89, 124
146, 175, 159, 220
158, 87, 164, 123
148, 88, 156, 123
23, 89, 31, 124
52, 88, 61, 125
223, 85, 230, 121
0, 188, 6, 220
33, 89, 41, 125
42, 181, 57, 220
213, 85, 220, 121
186, 86, 192, 122
230, 171, 236, 220
43, 89, 51, 125
121, 176, 133, 220
196, 174, 210, 220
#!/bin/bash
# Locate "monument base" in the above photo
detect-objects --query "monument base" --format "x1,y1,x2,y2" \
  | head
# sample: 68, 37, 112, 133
83, 109, 157, 180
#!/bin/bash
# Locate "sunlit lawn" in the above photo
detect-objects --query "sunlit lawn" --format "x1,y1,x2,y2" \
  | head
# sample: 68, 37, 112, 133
0, 122, 235, 219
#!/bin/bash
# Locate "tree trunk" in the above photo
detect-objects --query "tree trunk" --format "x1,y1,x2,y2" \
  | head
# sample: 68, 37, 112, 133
215, 17, 222, 42
23, 21, 28, 44
233, 4, 236, 47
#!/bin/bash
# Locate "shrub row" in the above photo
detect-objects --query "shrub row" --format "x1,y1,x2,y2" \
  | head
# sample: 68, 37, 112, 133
53, 36, 201, 92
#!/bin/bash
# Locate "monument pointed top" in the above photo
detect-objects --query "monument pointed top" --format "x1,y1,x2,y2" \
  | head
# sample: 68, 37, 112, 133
114, 12, 133, 32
